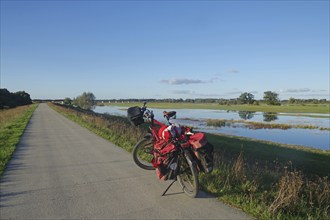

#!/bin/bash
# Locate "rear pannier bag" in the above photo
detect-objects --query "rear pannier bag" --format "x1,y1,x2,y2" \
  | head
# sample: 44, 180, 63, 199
127, 106, 144, 126
189, 133, 214, 173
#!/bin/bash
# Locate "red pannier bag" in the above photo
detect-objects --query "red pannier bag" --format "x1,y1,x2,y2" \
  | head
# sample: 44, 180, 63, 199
189, 133, 214, 173
189, 133, 208, 148
153, 139, 177, 180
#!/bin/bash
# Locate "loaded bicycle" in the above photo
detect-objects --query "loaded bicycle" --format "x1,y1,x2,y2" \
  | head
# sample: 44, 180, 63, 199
127, 102, 214, 198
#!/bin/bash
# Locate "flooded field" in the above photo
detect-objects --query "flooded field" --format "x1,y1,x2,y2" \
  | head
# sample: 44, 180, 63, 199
94, 106, 330, 150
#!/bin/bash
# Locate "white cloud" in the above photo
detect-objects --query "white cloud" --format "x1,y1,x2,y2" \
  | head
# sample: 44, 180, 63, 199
170, 90, 220, 97
172, 90, 194, 94
284, 88, 311, 93
197, 93, 221, 97
224, 91, 243, 95
226, 69, 240, 74
312, 89, 328, 92
160, 77, 218, 85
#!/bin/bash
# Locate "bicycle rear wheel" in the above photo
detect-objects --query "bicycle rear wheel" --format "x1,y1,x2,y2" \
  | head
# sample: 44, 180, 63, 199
132, 136, 155, 170
177, 151, 199, 198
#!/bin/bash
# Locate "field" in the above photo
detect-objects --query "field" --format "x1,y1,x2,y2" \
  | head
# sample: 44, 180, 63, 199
50, 103, 330, 220
99, 102, 330, 114
0, 104, 38, 175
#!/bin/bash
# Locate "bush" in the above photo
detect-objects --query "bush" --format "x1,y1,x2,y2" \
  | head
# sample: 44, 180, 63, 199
0, 89, 32, 109
73, 92, 96, 110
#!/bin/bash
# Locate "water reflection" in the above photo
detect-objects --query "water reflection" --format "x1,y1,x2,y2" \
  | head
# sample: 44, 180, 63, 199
238, 111, 255, 120
263, 112, 278, 122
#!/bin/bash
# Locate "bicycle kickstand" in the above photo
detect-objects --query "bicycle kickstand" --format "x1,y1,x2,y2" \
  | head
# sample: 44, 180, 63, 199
161, 179, 177, 196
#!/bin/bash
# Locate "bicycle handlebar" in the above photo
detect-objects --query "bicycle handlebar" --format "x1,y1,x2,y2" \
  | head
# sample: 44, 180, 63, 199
140, 102, 172, 125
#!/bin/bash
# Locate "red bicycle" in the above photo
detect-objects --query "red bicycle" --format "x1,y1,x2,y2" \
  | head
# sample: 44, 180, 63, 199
127, 102, 213, 198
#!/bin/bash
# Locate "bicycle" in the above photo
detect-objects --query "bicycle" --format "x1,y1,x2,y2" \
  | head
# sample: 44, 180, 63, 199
128, 102, 213, 198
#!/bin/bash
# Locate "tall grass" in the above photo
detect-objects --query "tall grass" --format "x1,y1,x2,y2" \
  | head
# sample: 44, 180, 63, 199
206, 118, 330, 131
199, 151, 329, 219
0, 104, 38, 175
50, 103, 329, 219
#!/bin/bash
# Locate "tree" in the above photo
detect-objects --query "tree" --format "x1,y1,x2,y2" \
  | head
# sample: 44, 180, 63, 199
263, 91, 280, 105
63, 97, 72, 105
73, 92, 96, 110
0, 89, 14, 108
14, 91, 32, 106
238, 92, 255, 104
0, 89, 32, 109
288, 97, 296, 104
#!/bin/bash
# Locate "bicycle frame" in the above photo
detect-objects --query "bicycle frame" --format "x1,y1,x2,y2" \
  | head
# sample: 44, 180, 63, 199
149, 118, 164, 143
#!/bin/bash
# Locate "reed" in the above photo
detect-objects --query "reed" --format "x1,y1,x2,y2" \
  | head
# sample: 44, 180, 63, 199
200, 151, 329, 219
206, 118, 330, 131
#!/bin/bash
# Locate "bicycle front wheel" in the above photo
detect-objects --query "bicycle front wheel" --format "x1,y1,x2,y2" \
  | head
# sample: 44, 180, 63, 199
132, 136, 155, 170
177, 151, 199, 198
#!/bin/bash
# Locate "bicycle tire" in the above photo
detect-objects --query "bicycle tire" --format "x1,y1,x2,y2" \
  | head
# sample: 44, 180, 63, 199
177, 151, 199, 198
132, 136, 155, 170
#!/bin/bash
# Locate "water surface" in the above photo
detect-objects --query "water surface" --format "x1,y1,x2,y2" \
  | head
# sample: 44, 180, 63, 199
94, 106, 330, 150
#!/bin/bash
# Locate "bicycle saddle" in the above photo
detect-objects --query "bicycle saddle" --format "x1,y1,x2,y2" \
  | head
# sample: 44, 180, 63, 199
163, 111, 176, 119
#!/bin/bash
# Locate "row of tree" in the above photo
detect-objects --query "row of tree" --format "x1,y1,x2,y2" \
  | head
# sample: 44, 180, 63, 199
238, 91, 281, 105
0, 89, 32, 109
100, 91, 327, 106
58, 91, 329, 111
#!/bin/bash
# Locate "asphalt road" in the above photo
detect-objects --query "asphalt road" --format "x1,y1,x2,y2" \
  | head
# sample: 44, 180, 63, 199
0, 103, 251, 219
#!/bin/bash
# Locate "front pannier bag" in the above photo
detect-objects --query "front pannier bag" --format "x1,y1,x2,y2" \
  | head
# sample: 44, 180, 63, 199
127, 106, 144, 126
189, 133, 214, 173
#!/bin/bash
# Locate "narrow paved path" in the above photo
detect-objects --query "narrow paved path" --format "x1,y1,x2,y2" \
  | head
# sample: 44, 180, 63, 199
0, 103, 250, 219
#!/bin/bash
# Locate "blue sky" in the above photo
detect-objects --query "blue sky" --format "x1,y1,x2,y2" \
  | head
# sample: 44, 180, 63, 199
1, 1, 329, 100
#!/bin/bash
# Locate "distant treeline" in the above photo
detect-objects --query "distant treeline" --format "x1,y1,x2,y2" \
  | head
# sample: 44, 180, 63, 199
0, 89, 32, 109
97, 98, 329, 105
35, 97, 329, 106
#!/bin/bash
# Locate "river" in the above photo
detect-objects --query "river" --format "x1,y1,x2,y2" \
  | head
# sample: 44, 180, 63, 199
94, 106, 330, 151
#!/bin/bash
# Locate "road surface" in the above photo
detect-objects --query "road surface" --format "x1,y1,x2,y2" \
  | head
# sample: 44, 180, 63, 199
0, 103, 250, 219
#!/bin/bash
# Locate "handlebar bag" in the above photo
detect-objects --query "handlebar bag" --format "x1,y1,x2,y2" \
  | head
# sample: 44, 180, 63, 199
127, 106, 144, 126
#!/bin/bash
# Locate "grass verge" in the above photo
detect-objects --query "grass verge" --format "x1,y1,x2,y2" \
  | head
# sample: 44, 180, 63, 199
50, 103, 330, 219
0, 104, 38, 175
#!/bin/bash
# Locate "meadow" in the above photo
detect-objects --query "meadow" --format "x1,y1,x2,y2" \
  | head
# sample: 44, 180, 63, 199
0, 104, 38, 175
50, 103, 329, 220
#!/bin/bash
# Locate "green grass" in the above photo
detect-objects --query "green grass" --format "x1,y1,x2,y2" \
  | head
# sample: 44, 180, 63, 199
51, 103, 330, 220
205, 133, 329, 177
0, 104, 38, 175
101, 102, 330, 115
